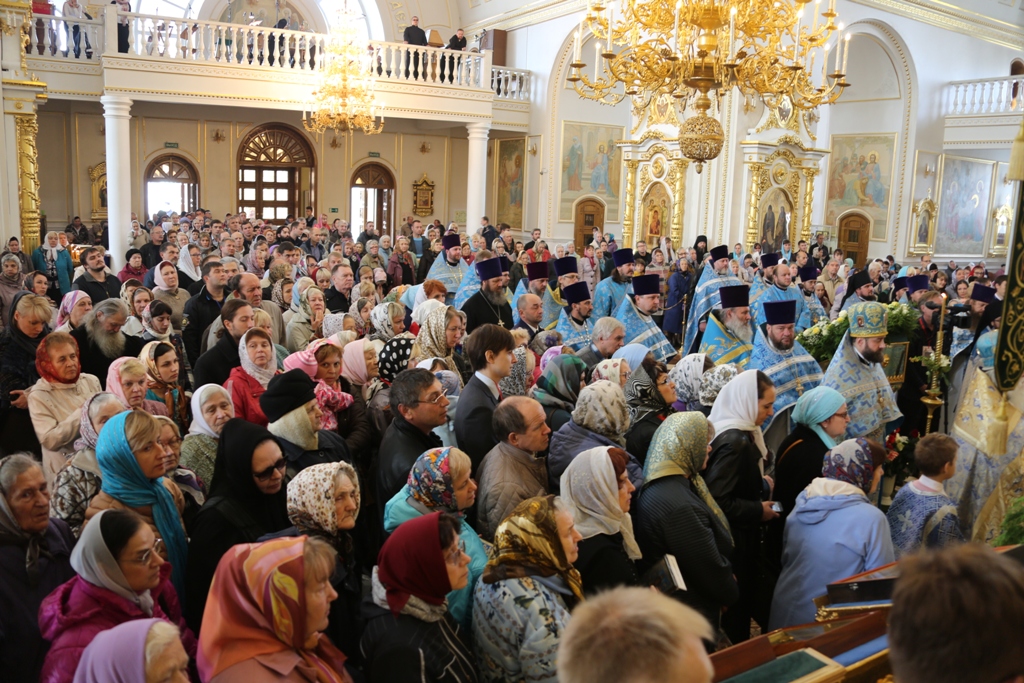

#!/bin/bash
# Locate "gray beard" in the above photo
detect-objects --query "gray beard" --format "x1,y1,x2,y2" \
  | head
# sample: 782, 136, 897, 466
482, 288, 506, 306
725, 316, 754, 343
87, 320, 126, 358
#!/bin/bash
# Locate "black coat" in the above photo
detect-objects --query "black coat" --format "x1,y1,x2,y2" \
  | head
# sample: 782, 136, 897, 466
453, 375, 499, 472
378, 415, 443, 506
280, 428, 350, 481
766, 424, 829, 572
462, 291, 513, 334
325, 286, 351, 314
898, 318, 951, 435
72, 273, 121, 304
139, 242, 164, 269
70, 326, 145, 390
336, 377, 373, 470
192, 330, 241, 387
181, 285, 224, 366
625, 412, 665, 466
574, 532, 640, 597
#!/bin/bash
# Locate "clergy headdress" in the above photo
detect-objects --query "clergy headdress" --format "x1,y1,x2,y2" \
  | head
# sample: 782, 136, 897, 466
563, 282, 592, 306
526, 261, 549, 281
763, 300, 797, 326
442, 234, 462, 250
971, 284, 996, 304
553, 256, 579, 278
906, 274, 930, 294
612, 248, 635, 268
632, 274, 660, 297
499, 256, 511, 273
892, 276, 908, 293
719, 285, 750, 309
798, 266, 819, 283
709, 245, 730, 262
475, 257, 503, 281
760, 253, 781, 269
847, 269, 872, 292
848, 301, 888, 339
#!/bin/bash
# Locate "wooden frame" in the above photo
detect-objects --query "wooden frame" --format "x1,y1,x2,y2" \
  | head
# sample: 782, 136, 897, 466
412, 173, 435, 217
910, 191, 937, 254
884, 341, 910, 389
934, 154, 996, 258
88, 162, 107, 222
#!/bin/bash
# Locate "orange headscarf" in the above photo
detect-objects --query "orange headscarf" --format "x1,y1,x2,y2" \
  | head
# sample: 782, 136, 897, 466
198, 536, 351, 683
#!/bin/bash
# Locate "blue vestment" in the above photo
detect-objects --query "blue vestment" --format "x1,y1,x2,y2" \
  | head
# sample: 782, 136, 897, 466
541, 284, 567, 330
682, 269, 744, 354
886, 480, 964, 557
697, 310, 752, 368
510, 279, 527, 325
820, 331, 902, 442
750, 283, 805, 329
426, 257, 468, 304
797, 290, 828, 333
614, 295, 675, 363
453, 265, 482, 309
554, 309, 593, 352
748, 327, 822, 433
592, 276, 631, 319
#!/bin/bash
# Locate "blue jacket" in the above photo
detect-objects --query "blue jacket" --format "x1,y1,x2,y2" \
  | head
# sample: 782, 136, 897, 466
663, 270, 692, 335
32, 247, 74, 296
547, 419, 643, 493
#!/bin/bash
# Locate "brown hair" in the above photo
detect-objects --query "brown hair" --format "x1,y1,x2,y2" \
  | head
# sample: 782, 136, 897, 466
314, 342, 342, 363
607, 448, 628, 480
463, 324, 516, 371
422, 279, 446, 300
913, 432, 958, 477
243, 327, 273, 347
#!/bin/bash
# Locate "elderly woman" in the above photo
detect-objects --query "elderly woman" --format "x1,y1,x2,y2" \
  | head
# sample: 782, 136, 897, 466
106, 357, 168, 418
117, 248, 148, 284
0, 253, 24, 328
530, 355, 588, 435
0, 455, 77, 683
32, 231, 74, 300
415, 305, 470, 385
286, 285, 326, 352
0, 293, 52, 454
368, 302, 407, 343
697, 363, 739, 416
227, 329, 279, 427
547, 380, 644, 493
184, 418, 290, 631
39, 508, 195, 683
668, 353, 712, 413
261, 369, 349, 478
140, 341, 189, 432
383, 447, 488, 630
2, 236, 33, 276
473, 496, 581, 683
141, 300, 191, 389
72, 619, 190, 683
180, 385, 233, 489
362, 511, 476, 683
624, 357, 676, 464
154, 416, 203, 530
53, 291, 92, 333
560, 447, 640, 595
341, 338, 382, 402
590, 358, 630, 386
769, 438, 893, 629
151, 261, 189, 333
636, 412, 738, 637
177, 244, 202, 291
119, 280, 145, 336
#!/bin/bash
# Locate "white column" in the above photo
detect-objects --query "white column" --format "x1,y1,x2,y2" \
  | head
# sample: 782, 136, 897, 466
101, 94, 132, 270
465, 121, 490, 231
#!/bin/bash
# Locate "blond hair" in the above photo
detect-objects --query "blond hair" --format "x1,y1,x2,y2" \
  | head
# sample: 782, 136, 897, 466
144, 621, 181, 672
252, 307, 273, 329
124, 410, 162, 454
446, 447, 472, 484
15, 293, 52, 323
303, 535, 338, 584
118, 358, 148, 380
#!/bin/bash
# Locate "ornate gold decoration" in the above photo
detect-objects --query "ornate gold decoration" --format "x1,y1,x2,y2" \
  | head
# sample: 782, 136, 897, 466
211, 129, 226, 142
678, 110, 724, 174
412, 174, 435, 217
744, 148, 804, 250
14, 113, 41, 252
910, 189, 937, 255
622, 159, 640, 247
992, 204, 1013, 256
671, 158, 688, 244
652, 157, 666, 178
87, 162, 107, 222
746, 161, 764, 251
772, 164, 789, 185
801, 167, 818, 244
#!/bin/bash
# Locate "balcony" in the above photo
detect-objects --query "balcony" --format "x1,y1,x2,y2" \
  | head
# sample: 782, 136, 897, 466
22, 8, 530, 128
943, 75, 1024, 150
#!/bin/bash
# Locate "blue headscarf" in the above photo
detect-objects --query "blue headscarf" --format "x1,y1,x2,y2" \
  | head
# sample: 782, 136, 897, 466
791, 386, 846, 449
897, 265, 910, 278
612, 344, 651, 375
95, 411, 189, 599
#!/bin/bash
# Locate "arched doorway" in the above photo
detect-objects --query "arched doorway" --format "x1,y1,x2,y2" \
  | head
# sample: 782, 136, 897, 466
145, 154, 199, 221
237, 124, 315, 225
837, 211, 870, 267
350, 163, 395, 240
574, 197, 605, 249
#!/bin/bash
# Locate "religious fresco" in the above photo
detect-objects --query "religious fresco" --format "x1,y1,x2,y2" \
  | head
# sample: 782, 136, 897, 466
559, 121, 623, 222
758, 187, 794, 254
936, 155, 995, 257
825, 134, 897, 241
218, 0, 309, 29
494, 137, 526, 230
641, 182, 669, 243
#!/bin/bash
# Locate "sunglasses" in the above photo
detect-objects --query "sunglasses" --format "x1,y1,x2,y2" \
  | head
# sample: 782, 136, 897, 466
254, 458, 287, 481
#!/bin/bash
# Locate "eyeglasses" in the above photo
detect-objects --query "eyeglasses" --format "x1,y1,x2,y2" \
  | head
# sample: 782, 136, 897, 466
412, 393, 448, 406
129, 538, 164, 565
254, 458, 287, 481
832, 411, 851, 421
158, 437, 182, 448
445, 539, 467, 565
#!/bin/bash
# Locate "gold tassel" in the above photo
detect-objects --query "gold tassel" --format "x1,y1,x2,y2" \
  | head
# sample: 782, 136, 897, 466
986, 393, 1010, 455
1009, 117, 1024, 182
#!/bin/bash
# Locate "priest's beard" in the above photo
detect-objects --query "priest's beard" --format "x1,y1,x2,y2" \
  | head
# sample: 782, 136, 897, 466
860, 293, 877, 302
724, 315, 754, 343
768, 333, 794, 351
86, 316, 126, 358
612, 269, 628, 284
861, 347, 885, 364
529, 280, 547, 296
482, 287, 506, 306
763, 274, 775, 286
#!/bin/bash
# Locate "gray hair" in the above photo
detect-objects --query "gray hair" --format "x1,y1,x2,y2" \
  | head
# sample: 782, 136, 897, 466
492, 396, 534, 442
592, 316, 625, 341
1, 253, 21, 269
92, 298, 129, 319
144, 620, 181, 672
88, 392, 125, 424
219, 256, 240, 266
0, 453, 41, 495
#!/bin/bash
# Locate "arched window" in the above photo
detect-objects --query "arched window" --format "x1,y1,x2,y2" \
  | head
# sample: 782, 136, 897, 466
145, 154, 199, 221
237, 124, 315, 224
350, 163, 395, 240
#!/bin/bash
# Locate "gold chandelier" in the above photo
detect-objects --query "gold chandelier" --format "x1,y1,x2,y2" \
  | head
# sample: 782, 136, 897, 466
569, 0, 850, 171
303, 1, 384, 135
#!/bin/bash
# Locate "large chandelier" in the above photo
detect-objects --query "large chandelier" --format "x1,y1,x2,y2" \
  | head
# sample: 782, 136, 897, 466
569, 0, 850, 171
303, 1, 384, 135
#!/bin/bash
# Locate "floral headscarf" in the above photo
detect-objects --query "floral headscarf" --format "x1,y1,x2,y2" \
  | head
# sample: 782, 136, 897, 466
669, 353, 707, 409
560, 447, 642, 559
286, 461, 360, 535
119, 281, 138, 317
416, 305, 461, 380
270, 278, 292, 312
56, 290, 91, 329
539, 345, 565, 374
482, 495, 584, 603
623, 364, 671, 426
378, 334, 415, 384
591, 358, 628, 387
73, 392, 122, 453
295, 285, 323, 323
369, 302, 405, 342
572, 380, 630, 446
644, 412, 731, 538
35, 333, 81, 385
403, 447, 461, 515
823, 438, 875, 493
531, 355, 587, 412
499, 346, 530, 397
140, 302, 170, 342
698, 363, 739, 407
139, 340, 188, 427
321, 313, 347, 340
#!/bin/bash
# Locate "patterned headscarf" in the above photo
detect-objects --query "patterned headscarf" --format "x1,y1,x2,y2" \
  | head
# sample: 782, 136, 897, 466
698, 363, 740, 407
416, 305, 461, 379
402, 447, 462, 515
499, 346, 531, 397
591, 358, 628, 387
139, 341, 188, 427
119, 281, 138, 317
295, 285, 323, 323
378, 334, 415, 384
482, 495, 584, 603
644, 412, 731, 538
322, 313, 347, 341
531, 354, 587, 412
572, 380, 631, 446
412, 298, 445, 327
238, 329, 278, 389
140, 302, 170, 341
560, 447, 642, 559
35, 333, 81, 385
822, 438, 875, 493
435, 370, 462, 397
623, 363, 671, 426
56, 290, 90, 329
270, 278, 292, 312
539, 345, 564, 374
369, 302, 404, 342
286, 461, 361, 535
73, 392, 123, 452
197, 537, 350, 683
669, 353, 707, 409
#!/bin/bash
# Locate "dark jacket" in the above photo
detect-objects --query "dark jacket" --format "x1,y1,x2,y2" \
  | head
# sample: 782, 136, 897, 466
417, 250, 438, 283
462, 292, 513, 334
71, 272, 121, 304
378, 415, 443, 505
0, 519, 77, 683
663, 270, 693, 335
139, 241, 165, 270
324, 286, 351, 314
70, 326, 145, 390
279, 428, 350, 481
625, 412, 666, 466
181, 285, 224, 366
192, 330, 242, 387
547, 420, 644, 494
453, 374, 499, 473
541, 404, 572, 436
575, 344, 604, 371
705, 429, 768, 530
574, 532, 640, 597
336, 377, 373, 469
766, 424, 829, 572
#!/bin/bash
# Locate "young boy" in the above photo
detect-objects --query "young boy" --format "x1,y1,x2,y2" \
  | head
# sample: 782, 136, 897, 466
886, 433, 966, 557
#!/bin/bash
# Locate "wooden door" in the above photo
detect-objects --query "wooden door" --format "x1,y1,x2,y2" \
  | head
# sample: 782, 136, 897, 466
238, 166, 296, 225
838, 212, 869, 266
574, 199, 605, 251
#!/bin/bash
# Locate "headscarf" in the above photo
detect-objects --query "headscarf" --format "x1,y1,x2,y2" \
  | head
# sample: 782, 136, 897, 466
708, 369, 768, 459
378, 334, 415, 384
294, 285, 322, 324
177, 247, 202, 284
321, 312, 347, 340
70, 509, 155, 615
482, 495, 584, 603
73, 618, 162, 683
644, 412, 731, 537
238, 329, 278, 389
140, 302, 170, 342
699, 363, 740, 407
340, 338, 371, 386
152, 260, 177, 292
243, 246, 266, 279
669, 353, 707, 408
292, 277, 315, 314
139, 341, 188, 426
118, 281, 138, 317
791, 386, 847, 450
271, 278, 290, 312
572, 380, 630, 446
197, 537, 350, 683
401, 447, 462, 515
435, 369, 462, 397
539, 345, 564, 373
56, 290, 90, 329
35, 333, 81, 385
822, 438, 875, 493
0, 457, 53, 585
623, 363, 671, 426
188, 384, 232, 439
73, 392, 121, 453
412, 298, 445, 327
368, 302, 404, 342
376, 511, 452, 615
531, 354, 587, 412
560, 447, 641, 559
208, 418, 290, 530
499, 346, 530, 397
416, 305, 460, 379
612, 344, 651, 375
106, 357, 143, 409
591, 358, 628, 387
287, 461, 360, 536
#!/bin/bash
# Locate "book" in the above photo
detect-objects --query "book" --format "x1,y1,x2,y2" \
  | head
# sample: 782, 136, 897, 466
643, 554, 686, 594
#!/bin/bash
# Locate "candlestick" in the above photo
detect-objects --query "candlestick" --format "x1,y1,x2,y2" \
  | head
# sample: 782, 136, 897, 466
594, 41, 601, 80
842, 32, 850, 74
728, 7, 736, 60
811, 0, 820, 34
828, 0, 835, 14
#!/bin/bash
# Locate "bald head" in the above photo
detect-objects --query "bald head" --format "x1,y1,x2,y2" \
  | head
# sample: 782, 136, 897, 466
516, 292, 543, 327
492, 396, 551, 453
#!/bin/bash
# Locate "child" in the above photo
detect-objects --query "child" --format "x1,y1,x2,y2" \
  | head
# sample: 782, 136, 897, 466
886, 433, 965, 557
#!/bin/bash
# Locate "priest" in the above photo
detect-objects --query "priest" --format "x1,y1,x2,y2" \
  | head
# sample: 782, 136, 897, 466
615, 273, 677, 363
511, 260, 550, 325
541, 256, 579, 329
426, 232, 468, 304
749, 252, 781, 308
835, 268, 874, 316
554, 281, 594, 352
698, 284, 754, 368
462, 256, 514, 332
592, 247, 635, 319
795, 265, 828, 332
750, 259, 804, 328
821, 300, 902, 443
905, 274, 932, 309
453, 248, 493, 308
682, 244, 743, 354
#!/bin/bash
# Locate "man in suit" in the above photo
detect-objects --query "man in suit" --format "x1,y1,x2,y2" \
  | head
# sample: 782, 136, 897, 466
378, 368, 449, 504
463, 257, 514, 333
403, 15, 428, 78
480, 216, 499, 251
513, 292, 543, 342
576, 316, 626, 369
455, 324, 516, 472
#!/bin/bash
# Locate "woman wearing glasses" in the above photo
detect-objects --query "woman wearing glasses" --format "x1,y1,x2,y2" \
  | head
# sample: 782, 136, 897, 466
39, 508, 196, 683
382, 447, 487, 630
183, 418, 290, 631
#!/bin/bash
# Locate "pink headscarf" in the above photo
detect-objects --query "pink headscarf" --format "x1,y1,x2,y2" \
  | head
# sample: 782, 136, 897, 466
539, 345, 564, 374
341, 338, 370, 386
56, 291, 91, 328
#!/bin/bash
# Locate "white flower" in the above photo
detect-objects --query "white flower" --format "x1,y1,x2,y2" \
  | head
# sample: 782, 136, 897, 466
838, 310, 849, 320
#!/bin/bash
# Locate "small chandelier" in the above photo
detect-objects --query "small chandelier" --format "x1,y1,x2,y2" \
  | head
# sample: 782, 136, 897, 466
303, 0, 384, 136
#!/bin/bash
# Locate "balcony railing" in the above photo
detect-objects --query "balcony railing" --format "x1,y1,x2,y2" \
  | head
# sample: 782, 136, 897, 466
947, 75, 1024, 116
492, 66, 530, 101
27, 13, 104, 59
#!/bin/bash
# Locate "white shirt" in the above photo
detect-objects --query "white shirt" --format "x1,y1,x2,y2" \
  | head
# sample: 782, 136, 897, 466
474, 371, 500, 400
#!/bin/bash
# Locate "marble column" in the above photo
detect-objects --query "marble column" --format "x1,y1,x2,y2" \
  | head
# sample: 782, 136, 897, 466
465, 121, 490, 231
101, 94, 132, 270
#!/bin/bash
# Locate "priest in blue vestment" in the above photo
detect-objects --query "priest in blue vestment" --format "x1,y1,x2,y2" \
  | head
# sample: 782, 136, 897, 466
554, 281, 594, 352
698, 284, 754, 368
511, 260, 549, 325
795, 265, 828, 333
426, 233, 468, 304
592, 248, 635, 319
541, 256, 579, 329
682, 244, 743, 355
820, 301, 902, 443
614, 273, 677, 363
750, 260, 805, 329
749, 252, 781, 309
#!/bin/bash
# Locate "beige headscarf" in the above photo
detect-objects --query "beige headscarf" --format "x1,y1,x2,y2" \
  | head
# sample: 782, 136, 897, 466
571, 380, 631, 447
560, 447, 642, 559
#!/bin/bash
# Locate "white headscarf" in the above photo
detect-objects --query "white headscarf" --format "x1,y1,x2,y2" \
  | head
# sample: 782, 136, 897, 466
412, 298, 445, 326
238, 329, 277, 389
669, 353, 707, 407
71, 509, 154, 615
708, 369, 769, 461
559, 446, 641, 559
188, 384, 232, 438
177, 246, 202, 284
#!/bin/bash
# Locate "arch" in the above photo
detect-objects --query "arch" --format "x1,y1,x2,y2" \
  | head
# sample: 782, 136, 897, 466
238, 123, 316, 167
187, 0, 385, 39
237, 123, 315, 224
144, 154, 200, 221
350, 162, 396, 239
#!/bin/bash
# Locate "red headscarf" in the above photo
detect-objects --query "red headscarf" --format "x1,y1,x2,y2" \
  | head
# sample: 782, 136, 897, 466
35, 333, 81, 385
377, 511, 452, 614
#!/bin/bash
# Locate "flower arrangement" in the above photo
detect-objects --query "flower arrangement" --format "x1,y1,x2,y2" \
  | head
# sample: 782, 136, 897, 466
884, 427, 920, 485
910, 351, 952, 389
797, 301, 920, 363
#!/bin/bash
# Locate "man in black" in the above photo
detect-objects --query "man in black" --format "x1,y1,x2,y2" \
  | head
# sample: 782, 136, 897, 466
897, 289, 953, 435
72, 246, 121, 303
182, 260, 227, 365
480, 216, 499, 251
324, 262, 355, 313
455, 324, 516, 472
65, 217, 90, 245
444, 28, 466, 82
193, 298, 254, 387
464, 257, 513, 333
304, 206, 316, 228
71, 299, 145, 388
140, 224, 166, 269
403, 15, 428, 78
378, 368, 448, 503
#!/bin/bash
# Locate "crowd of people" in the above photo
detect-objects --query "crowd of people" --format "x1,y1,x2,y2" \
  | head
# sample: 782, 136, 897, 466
0, 209, 1021, 683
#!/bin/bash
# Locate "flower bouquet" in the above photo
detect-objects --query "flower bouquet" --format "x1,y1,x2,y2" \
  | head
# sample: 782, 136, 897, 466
796, 302, 921, 363
884, 428, 920, 486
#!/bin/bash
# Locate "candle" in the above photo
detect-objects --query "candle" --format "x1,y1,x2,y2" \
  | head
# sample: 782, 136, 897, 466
574, 28, 581, 61
793, 8, 802, 60
608, 2, 614, 40
675, 0, 682, 52
842, 32, 850, 74
811, 0, 820, 34
595, 40, 601, 79
807, 51, 815, 87
728, 7, 736, 60
821, 41, 829, 84
828, 0, 835, 13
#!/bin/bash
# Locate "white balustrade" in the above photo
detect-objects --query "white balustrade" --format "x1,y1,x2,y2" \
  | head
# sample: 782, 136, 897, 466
946, 76, 1024, 116
491, 66, 531, 101
28, 12, 104, 60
